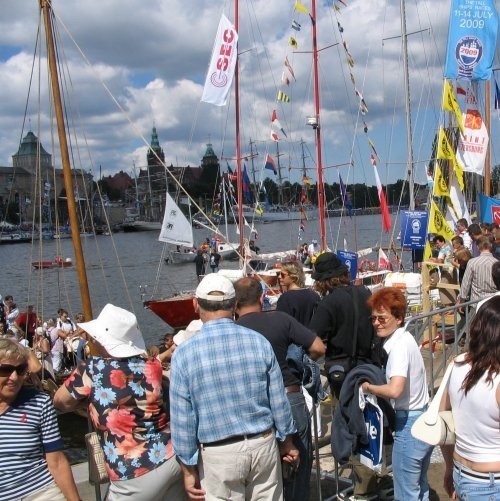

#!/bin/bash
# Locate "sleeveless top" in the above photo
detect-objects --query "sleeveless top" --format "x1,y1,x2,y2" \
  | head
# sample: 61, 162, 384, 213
448, 354, 500, 463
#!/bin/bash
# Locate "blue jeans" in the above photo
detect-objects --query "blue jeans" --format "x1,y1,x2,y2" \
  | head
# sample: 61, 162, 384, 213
453, 464, 500, 500
392, 410, 433, 501
284, 391, 312, 501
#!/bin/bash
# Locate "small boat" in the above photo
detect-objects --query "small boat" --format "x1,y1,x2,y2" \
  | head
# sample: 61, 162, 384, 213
32, 257, 73, 269
144, 293, 197, 329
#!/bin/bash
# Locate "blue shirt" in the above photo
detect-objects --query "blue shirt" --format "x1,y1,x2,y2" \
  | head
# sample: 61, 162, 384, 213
170, 317, 296, 465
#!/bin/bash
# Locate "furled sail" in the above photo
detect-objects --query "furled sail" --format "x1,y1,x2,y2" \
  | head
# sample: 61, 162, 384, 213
158, 193, 194, 247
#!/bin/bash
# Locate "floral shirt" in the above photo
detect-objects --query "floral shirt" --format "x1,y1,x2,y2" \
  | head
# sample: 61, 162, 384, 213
65, 356, 174, 481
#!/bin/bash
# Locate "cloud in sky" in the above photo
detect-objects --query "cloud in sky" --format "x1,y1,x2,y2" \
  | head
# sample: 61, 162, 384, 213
0, 0, 498, 188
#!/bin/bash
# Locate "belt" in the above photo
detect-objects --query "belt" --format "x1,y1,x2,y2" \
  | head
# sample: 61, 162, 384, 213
203, 429, 273, 447
285, 384, 301, 394
453, 461, 500, 482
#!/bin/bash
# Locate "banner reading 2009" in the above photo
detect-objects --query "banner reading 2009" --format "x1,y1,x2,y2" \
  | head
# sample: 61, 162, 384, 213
444, 0, 499, 80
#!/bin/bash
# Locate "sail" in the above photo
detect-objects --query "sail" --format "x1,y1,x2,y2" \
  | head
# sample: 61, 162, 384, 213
158, 193, 194, 247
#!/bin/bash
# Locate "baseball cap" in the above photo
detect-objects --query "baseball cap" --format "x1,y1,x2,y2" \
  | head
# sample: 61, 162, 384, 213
195, 274, 236, 301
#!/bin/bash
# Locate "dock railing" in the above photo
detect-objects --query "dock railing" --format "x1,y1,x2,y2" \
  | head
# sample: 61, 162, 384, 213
404, 297, 484, 397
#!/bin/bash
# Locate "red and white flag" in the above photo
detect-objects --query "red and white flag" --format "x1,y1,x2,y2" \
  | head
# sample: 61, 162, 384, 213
378, 248, 393, 271
201, 14, 238, 106
371, 155, 391, 233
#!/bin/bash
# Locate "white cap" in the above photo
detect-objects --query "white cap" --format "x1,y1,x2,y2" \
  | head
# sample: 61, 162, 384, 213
173, 319, 203, 346
312, 239, 318, 244
36, 327, 45, 336
77, 304, 146, 358
195, 274, 235, 302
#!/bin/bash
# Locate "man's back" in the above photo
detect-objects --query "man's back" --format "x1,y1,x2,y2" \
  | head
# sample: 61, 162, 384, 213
459, 252, 498, 302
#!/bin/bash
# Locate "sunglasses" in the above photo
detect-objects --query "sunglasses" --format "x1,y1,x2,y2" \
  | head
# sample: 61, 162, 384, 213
370, 315, 390, 324
0, 363, 29, 377
279, 272, 289, 278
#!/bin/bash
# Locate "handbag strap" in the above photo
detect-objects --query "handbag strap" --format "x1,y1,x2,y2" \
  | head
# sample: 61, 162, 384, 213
425, 361, 454, 425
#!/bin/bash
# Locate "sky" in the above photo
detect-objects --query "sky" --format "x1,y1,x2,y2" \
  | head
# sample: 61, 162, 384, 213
0, 0, 498, 190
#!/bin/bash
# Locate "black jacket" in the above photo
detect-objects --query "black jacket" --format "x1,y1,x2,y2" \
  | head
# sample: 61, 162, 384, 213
331, 364, 394, 464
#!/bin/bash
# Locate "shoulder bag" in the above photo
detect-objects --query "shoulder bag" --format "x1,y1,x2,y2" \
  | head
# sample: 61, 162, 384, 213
85, 411, 109, 486
411, 361, 455, 446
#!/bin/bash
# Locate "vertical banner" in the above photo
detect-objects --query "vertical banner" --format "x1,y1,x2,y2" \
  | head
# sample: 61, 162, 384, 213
401, 211, 428, 249
201, 14, 238, 106
337, 250, 357, 282
444, 0, 499, 80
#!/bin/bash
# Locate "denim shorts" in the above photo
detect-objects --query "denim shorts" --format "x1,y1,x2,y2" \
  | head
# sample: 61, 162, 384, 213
453, 461, 500, 500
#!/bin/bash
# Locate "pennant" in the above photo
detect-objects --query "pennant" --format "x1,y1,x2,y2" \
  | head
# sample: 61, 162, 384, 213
201, 14, 238, 106
442, 80, 464, 134
292, 20, 301, 31
281, 72, 290, 86
302, 174, 311, 186
432, 164, 450, 198
284, 56, 297, 81
368, 139, 379, 160
242, 165, 253, 203
289, 36, 298, 49
378, 248, 393, 271
337, 0, 348, 6
495, 79, 500, 110
363, 121, 368, 133
337, 22, 344, 33
277, 90, 290, 103
334, 3, 341, 12
372, 161, 391, 233
429, 200, 455, 241
270, 130, 279, 142
294, 1, 310, 15
265, 154, 278, 175
271, 109, 287, 137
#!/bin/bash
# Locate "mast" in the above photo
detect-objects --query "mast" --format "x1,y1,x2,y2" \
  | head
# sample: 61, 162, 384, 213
311, 0, 327, 250
276, 142, 284, 205
40, 0, 92, 320
400, 0, 415, 210
484, 80, 491, 196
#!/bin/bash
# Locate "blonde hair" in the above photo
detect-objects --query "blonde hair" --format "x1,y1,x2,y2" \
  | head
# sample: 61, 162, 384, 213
0, 337, 29, 364
280, 261, 306, 287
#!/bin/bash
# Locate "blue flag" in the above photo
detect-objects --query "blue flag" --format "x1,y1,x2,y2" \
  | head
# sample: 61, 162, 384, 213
264, 154, 278, 175
242, 165, 253, 203
444, 0, 499, 80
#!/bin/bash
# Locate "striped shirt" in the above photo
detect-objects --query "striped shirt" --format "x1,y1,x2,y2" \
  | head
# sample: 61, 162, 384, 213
459, 252, 498, 303
0, 387, 64, 500
170, 317, 296, 465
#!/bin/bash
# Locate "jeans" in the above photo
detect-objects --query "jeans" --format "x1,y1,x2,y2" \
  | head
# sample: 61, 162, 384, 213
453, 464, 500, 500
284, 391, 312, 501
392, 410, 433, 501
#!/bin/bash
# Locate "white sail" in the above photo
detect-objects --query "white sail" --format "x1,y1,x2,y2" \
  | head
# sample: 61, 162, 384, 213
158, 193, 194, 247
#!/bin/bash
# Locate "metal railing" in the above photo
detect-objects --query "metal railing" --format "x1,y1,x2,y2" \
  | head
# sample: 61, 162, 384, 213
404, 298, 483, 396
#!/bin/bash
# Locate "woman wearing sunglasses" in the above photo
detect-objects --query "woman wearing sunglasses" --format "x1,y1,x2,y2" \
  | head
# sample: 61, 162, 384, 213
362, 287, 433, 501
0, 337, 80, 500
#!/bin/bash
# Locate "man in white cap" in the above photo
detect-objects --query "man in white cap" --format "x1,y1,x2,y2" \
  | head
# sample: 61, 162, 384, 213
170, 274, 299, 500
307, 239, 320, 261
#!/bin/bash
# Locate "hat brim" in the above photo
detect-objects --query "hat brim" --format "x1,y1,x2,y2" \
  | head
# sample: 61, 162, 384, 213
311, 265, 349, 281
78, 319, 146, 358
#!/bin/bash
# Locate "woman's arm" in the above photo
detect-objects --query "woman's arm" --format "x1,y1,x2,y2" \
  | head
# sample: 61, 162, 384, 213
439, 389, 456, 498
45, 450, 80, 501
361, 376, 406, 400
53, 384, 80, 412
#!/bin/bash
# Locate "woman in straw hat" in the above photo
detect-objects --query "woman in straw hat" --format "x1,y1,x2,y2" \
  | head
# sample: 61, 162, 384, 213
54, 304, 185, 500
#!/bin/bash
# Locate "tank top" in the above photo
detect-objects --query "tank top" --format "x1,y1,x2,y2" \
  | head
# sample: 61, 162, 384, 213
448, 355, 500, 463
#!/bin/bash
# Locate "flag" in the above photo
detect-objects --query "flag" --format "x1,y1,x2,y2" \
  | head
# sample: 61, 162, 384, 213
270, 130, 279, 142
449, 175, 471, 223
265, 154, 278, 175
289, 36, 298, 49
339, 173, 352, 217
226, 163, 237, 182
442, 80, 464, 134
372, 159, 391, 233
271, 109, 287, 137
201, 14, 238, 106
436, 127, 465, 185
368, 139, 379, 160
429, 200, 455, 241
277, 90, 290, 103
284, 56, 296, 81
294, 1, 310, 15
302, 174, 311, 186
281, 72, 290, 86
423, 241, 433, 263
432, 164, 450, 198
378, 248, 393, 271
242, 165, 253, 203
337, 22, 344, 33
494, 78, 500, 110
292, 20, 301, 31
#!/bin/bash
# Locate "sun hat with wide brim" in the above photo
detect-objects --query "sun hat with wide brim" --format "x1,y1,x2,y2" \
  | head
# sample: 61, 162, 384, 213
77, 303, 146, 358
311, 252, 349, 281
173, 319, 203, 346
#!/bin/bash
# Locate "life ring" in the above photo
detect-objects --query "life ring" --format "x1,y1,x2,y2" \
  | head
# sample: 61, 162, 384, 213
358, 259, 377, 273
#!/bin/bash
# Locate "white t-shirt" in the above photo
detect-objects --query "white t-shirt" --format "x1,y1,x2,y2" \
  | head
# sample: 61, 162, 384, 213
476, 291, 500, 311
383, 327, 429, 411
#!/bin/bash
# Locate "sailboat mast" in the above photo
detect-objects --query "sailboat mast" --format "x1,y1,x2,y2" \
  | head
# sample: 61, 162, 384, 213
40, 0, 93, 320
400, 0, 415, 210
311, 0, 326, 250
234, 0, 244, 254
484, 80, 491, 196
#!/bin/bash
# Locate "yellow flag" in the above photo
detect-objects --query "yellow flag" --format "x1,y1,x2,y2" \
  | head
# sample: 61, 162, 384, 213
423, 241, 433, 263
289, 36, 298, 49
437, 127, 464, 191
453, 159, 464, 191
442, 80, 464, 135
429, 200, 455, 241
432, 164, 450, 198
255, 204, 264, 215
295, 1, 310, 15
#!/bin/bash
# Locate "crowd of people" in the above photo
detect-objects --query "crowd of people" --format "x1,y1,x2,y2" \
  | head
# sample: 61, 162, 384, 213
0, 225, 499, 500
